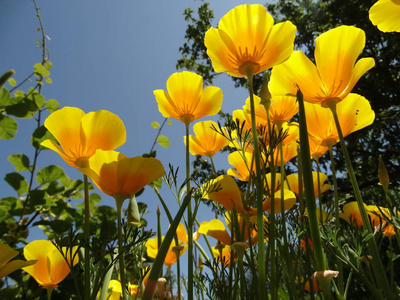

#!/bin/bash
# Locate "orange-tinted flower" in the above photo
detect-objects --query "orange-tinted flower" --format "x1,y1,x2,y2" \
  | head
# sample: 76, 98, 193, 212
185, 120, 229, 157
305, 94, 375, 148
154, 71, 223, 124
205, 4, 296, 77
369, 0, 400, 33
22, 240, 79, 289
0, 242, 36, 280
285, 172, 332, 199
105, 280, 139, 300
308, 136, 329, 160
78, 150, 165, 202
340, 202, 366, 228
300, 238, 314, 253
212, 244, 235, 267
41, 107, 126, 168
262, 173, 297, 214
269, 26, 375, 106
145, 237, 188, 267
227, 151, 257, 182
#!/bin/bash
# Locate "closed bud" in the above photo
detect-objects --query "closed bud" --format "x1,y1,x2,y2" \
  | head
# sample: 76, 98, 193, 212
378, 155, 390, 193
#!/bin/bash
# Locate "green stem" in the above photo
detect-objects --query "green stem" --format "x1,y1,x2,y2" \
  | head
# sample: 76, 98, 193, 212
297, 90, 330, 298
327, 102, 393, 299
184, 122, 194, 300
116, 199, 128, 300
47, 287, 53, 300
245, 69, 266, 299
142, 191, 193, 300
83, 175, 91, 300
328, 147, 344, 297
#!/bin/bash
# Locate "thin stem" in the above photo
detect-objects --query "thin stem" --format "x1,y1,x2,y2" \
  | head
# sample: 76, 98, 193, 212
83, 175, 91, 300
185, 122, 194, 300
149, 118, 169, 154
245, 69, 266, 299
116, 199, 128, 300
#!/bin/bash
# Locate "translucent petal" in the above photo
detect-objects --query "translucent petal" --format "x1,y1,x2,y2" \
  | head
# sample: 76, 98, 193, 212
198, 219, 231, 246
369, 0, 400, 32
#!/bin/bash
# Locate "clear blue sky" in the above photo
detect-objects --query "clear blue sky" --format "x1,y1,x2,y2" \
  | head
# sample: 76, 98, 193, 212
0, 0, 269, 245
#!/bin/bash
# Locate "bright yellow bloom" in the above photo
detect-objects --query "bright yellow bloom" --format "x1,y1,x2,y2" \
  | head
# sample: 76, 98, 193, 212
0, 242, 36, 280
198, 219, 232, 246
308, 136, 329, 160
41, 107, 126, 168
285, 172, 332, 199
22, 240, 79, 289
78, 150, 165, 202
340, 202, 366, 228
269, 26, 375, 106
104, 279, 139, 300
369, 0, 400, 32
145, 237, 188, 267
305, 94, 375, 148
204, 4, 296, 77
212, 244, 235, 267
262, 173, 297, 214
185, 120, 229, 157
154, 71, 223, 124
227, 151, 257, 182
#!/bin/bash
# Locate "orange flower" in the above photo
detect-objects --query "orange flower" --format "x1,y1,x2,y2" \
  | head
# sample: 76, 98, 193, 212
41, 107, 126, 168
285, 172, 332, 199
227, 151, 257, 182
154, 71, 222, 125
269, 26, 375, 107
145, 237, 188, 267
185, 120, 229, 157
22, 240, 79, 289
78, 149, 165, 202
205, 4, 296, 77
305, 94, 375, 148
0, 242, 36, 280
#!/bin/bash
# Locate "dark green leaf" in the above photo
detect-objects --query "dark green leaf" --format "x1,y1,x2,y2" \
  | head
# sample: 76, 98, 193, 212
31, 125, 57, 149
36, 165, 65, 185
0, 70, 15, 88
8, 154, 30, 172
0, 114, 17, 139
29, 190, 46, 206
5, 96, 37, 119
4, 172, 28, 195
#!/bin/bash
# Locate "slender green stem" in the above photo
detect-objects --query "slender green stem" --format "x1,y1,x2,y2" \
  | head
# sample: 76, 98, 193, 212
47, 287, 53, 300
328, 147, 344, 296
116, 199, 128, 300
98, 257, 115, 300
297, 90, 331, 297
83, 175, 91, 300
327, 102, 393, 299
209, 156, 217, 175
184, 122, 194, 300
245, 69, 266, 299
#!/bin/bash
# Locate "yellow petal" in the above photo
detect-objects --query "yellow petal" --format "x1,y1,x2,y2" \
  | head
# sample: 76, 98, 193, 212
227, 151, 256, 182
198, 219, 231, 246
369, 0, 400, 32
315, 26, 367, 99
0, 242, 18, 267
47, 247, 72, 286
263, 189, 296, 214
176, 222, 188, 244
202, 175, 245, 213
0, 259, 36, 280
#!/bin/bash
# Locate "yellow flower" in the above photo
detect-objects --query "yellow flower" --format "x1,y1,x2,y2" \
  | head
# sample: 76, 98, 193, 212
145, 237, 188, 267
185, 120, 229, 157
22, 240, 79, 289
340, 202, 366, 228
154, 71, 223, 125
78, 150, 165, 202
104, 280, 139, 300
308, 136, 329, 160
285, 172, 332, 199
369, 0, 400, 32
305, 94, 375, 148
41, 107, 126, 168
269, 26, 375, 107
262, 173, 297, 214
204, 4, 296, 77
212, 244, 235, 267
0, 242, 36, 280
227, 151, 258, 182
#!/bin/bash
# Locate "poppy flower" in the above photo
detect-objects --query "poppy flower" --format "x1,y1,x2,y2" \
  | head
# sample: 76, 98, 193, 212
185, 120, 229, 157
0, 242, 36, 280
227, 151, 258, 182
154, 71, 223, 125
305, 94, 374, 148
22, 240, 79, 289
41, 107, 126, 168
269, 26, 375, 107
369, 0, 400, 33
78, 149, 165, 202
204, 4, 296, 77
285, 172, 332, 199
105, 279, 139, 300
145, 237, 188, 267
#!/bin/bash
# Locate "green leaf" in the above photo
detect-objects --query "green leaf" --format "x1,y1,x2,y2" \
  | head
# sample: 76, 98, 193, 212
33, 63, 50, 77
27, 90, 45, 109
45, 61, 52, 70
36, 165, 65, 185
8, 154, 30, 172
151, 121, 160, 129
150, 178, 162, 189
45, 77, 52, 84
0, 115, 17, 139
8, 78, 16, 87
5, 96, 37, 119
0, 87, 11, 106
45, 99, 60, 112
31, 125, 56, 149
29, 190, 46, 206
0, 70, 15, 88
4, 172, 29, 195
167, 120, 172, 126
157, 135, 170, 148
